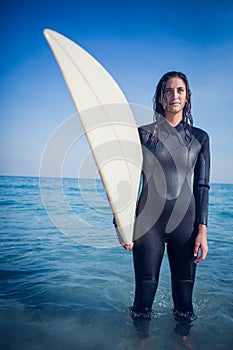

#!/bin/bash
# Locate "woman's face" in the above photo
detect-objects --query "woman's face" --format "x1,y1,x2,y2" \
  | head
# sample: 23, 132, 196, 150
162, 77, 187, 117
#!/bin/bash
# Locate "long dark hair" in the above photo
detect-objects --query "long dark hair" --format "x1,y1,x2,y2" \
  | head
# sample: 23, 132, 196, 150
150, 71, 193, 142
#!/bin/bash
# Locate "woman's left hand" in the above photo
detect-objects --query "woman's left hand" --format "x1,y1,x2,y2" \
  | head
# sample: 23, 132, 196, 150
194, 224, 208, 263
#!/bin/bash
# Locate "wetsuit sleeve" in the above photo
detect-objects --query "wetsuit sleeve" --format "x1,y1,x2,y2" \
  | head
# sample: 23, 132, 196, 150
193, 132, 210, 226
138, 127, 147, 145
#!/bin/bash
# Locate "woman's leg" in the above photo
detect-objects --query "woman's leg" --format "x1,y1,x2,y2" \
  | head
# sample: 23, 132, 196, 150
131, 227, 165, 339
132, 227, 165, 314
167, 228, 197, 320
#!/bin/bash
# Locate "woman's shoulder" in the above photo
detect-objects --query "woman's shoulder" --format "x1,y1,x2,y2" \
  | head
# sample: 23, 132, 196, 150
138, 122, 155, 134
138, 123, 155, 144
190, 125, 210, 142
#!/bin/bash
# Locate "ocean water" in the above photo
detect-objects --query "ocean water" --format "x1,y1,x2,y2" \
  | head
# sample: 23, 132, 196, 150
0, 176, 233, 350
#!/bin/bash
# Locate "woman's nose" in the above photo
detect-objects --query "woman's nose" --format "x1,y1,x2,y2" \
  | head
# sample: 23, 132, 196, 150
173, 89, 178, 99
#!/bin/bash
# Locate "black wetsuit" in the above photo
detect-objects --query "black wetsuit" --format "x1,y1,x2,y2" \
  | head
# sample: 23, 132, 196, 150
131, 115, 210, 330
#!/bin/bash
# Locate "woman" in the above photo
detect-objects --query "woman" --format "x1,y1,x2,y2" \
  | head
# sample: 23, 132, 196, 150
122, 71, 210, 337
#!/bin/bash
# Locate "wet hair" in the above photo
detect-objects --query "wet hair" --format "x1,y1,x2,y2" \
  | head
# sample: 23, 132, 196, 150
150, 71, 193, 143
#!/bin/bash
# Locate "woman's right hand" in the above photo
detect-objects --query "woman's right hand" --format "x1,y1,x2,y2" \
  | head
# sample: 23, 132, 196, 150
114, 218, 134, 250
122, 242, 134, 250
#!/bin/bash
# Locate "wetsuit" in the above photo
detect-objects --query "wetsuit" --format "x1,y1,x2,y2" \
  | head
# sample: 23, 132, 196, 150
131, 115, 210, 332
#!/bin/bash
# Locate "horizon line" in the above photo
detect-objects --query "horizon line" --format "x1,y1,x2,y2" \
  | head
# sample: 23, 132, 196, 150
0, 174, 232, 186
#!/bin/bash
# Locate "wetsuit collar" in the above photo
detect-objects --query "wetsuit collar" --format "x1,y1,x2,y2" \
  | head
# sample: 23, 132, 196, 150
157, 114, 184, 134
174, 120, 184, 132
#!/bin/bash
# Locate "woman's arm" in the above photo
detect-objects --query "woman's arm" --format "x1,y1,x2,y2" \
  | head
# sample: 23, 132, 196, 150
193, 132, 210, 226
193, 132, 210, 263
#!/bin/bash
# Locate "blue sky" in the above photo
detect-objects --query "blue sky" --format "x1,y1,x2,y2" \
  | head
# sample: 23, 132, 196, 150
1, 0, 233, 183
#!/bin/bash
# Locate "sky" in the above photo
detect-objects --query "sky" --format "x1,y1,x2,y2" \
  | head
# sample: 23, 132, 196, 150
1, 0, 233, 183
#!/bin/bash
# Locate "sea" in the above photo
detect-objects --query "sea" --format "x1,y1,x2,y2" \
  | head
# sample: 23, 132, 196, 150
0, 175, 233, 350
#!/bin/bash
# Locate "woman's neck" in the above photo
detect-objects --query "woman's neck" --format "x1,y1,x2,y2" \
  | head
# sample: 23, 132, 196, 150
165, 112, 183, 127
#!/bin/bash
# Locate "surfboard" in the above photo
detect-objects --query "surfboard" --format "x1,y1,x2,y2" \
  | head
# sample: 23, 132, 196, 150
43, 29, 142, 244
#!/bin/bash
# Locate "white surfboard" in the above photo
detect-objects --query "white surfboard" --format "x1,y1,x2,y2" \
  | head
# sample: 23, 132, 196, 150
44, 29, 142, 244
